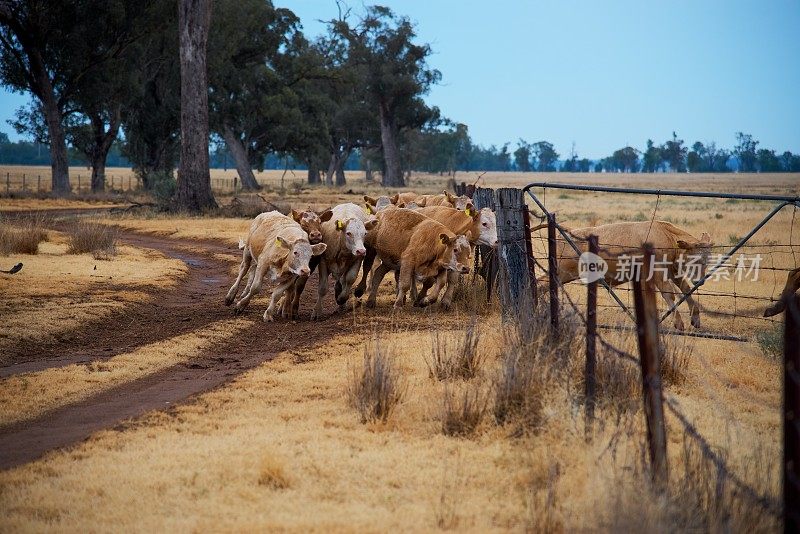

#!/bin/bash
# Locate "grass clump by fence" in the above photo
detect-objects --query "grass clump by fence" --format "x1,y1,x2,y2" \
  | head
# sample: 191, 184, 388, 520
66, 221, 118, 259
755, 323, 783, 360
427, 319, 484, 381
348, 338, 406, 424
440, 384, 487, 437
0, 217, 48, 255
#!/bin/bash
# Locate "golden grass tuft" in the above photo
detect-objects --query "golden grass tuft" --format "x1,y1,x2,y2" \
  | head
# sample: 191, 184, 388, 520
348, 338, 406, 424
0, 217, 48, 255
427, 318, 483, 381
440, 383, 487, 437
65, 221, 118, 259
257, 454, 291, 490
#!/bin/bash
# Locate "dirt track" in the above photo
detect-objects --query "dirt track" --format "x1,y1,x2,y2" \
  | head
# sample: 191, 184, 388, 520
0, 224, 354, 469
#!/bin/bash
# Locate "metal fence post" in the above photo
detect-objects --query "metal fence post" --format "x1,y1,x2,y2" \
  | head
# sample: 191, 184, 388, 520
585, 234, 599, 432
547, 212, 559, 334
785, 295, 800, 531
633, 243, 668, 487
495, 188, 530, 320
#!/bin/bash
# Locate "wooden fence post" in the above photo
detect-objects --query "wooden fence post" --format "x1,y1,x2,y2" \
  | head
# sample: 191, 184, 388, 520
784, 295, 800, 531
472, 187, 497, 302
632, 243, 668, 487
128, 176, 132, 190
585, 234, 599, 432
78, 174, 81, 192
495, 188, 530, 319
547, 212, 559, 334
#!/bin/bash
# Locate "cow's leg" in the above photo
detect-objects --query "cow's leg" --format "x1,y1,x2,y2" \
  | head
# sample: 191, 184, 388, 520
311, 261, 329, 320
654, 279, 684, 331
234, 260, 268, 313
287, 275, 308, 319
394, 264, 413, 308
264, 277, 296, 322
367, 262, 392, 308
353, 247, 376, 298
225, 247, 252, 305
439, 270, 460, 309
414, 276, 433, 307
671, 275, 701, 328
337, 258, 364, 307
280, 278, 298, 319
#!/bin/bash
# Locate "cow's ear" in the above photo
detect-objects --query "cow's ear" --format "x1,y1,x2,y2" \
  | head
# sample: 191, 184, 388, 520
700, 232, 712, 245
291, 209, 301, 223
416, 197, 426, 207
276, 236, 290, 249
364, 218, 378, 231
364, 195, 376, 206
398, 202, 406, 208
390, 193, 400, 204
311, 243, 327, 256
444, 190, 455, 201
364, 204, 374, 215
439, 233, 452, 246
319, 209, 333, 222
335, 219, 345, 231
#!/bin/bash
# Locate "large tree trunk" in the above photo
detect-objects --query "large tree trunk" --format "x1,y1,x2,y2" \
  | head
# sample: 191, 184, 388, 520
89, 107, 121, 193
325, 150, 350, 187
378, 103, 403, 187
221, 125, 260, 190
307, 166, 320, 185
364, 159, 373, 182
176, 0, 216, 212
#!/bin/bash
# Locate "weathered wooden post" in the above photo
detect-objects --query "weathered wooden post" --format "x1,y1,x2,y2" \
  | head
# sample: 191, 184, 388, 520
585, 234, 599, 432
78, 174, 81, 192
495, 188, 530, 319
128, 176, 132, 190
785, 295, 800, 531
547, 212, 559, 333
633, 243, 668, 487
472, 187, 497, 301
521, 205, 538, 305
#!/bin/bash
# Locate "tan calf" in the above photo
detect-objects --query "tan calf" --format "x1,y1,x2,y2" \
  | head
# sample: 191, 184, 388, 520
291, 207, 333, 244
415, 190, 472, 210
364, 206, 462, 308
225, 212, 326, 321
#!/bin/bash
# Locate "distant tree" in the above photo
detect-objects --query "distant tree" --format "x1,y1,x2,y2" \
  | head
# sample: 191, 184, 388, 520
176, 0, 216, 211
513, 139, 532, 172
531, 141, 558, 171
578, 158, 591, 172
661, 132, 687, 172
780, 151, 800, 172
561, 142, 578, 172
686, 141, 705, 172
330, 6, 440, 187
610, 146, 640, 172
641, 139, 662, 172
734, 132, 758, 172
594, 161, 603, 173
756, 148, 781, 172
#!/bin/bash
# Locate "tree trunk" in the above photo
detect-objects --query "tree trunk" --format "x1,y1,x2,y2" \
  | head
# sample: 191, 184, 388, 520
365, 159, 373, 182
221, 125, 260, 190
91, 155, 107, 192
307, 165, 320, 185
89, 107, 121, 193
335, 163, 346, 186
378, 103, 403, 187
176, 0, 216, 212
325, 154, 336, 186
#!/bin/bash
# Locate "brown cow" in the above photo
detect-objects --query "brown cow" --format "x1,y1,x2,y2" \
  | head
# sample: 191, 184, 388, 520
364, 206, 464, 308
534, 220, 713, 330
290, 208, 333, 244
415, 190, 472, 211
764, 267, 800, 317
364, 194, 399, 213
225, 212, 326, 321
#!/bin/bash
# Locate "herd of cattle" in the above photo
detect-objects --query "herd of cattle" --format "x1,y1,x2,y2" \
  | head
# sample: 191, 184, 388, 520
223, 189, 800, 326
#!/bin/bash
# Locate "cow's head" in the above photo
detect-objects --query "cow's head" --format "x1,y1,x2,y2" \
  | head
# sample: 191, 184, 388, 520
677, 231, 713, 281
444, 190, 472, 211
364, 195, 399, 213
467, 206, 498, 248
447, 235, 472, 274
291, 208, 332, 244
335, 216, 377, 257
276, 236, 326, 276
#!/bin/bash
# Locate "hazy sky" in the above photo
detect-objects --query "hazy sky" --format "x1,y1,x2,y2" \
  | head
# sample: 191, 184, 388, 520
1, 0, 798, 159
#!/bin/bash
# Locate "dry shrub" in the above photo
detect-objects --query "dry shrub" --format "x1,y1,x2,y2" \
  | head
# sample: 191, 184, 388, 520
493, 341, 545, 431
427, 319, 483, 381
440, 383, 487, 437
66, 221, 118, 259
594, 349, 641, 417
257, 454, 291, 489
0, 217, 48, 255
524, 460, 563, 533
348, 338, 406, 424
660, 334, 691, 387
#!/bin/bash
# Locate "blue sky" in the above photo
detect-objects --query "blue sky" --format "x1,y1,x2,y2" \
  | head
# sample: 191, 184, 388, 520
1, 0, 798, 159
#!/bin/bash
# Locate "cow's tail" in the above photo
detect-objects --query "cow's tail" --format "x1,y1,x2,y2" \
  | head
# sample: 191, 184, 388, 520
1, 262, 23, 274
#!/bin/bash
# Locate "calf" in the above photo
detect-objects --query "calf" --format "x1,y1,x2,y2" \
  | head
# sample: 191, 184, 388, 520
225, 212, 326, 321
291, 208, 333, 244
764, 267, 800, 317
415, 190, 472, 211
364, 194, 399, 214
364, 206, 464, 308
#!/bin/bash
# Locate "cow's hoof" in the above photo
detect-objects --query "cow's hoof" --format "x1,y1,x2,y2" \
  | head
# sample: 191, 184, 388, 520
440, 301, 452, 311
365, 300, 376, 309
263, 313, 275, 322
224, 296, 234, 306
233, 305, 245, 315
354, 288, 365, 298
691, 316, 701, 328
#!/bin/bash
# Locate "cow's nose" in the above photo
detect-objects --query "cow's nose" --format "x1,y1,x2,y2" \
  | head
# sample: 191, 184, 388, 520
356, 248, 366, 256
311, 232, 322, 241
493, 239, 499, 247
300, 267, 310, 275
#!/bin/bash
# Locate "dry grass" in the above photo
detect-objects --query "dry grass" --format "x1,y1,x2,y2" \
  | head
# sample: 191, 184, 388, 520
440, 383, 487, 437
348, 338, 407, 424
0, 216, 48, 255
257, 454, 292, 490
66, 220, 118, 259
427, 318, 483, 381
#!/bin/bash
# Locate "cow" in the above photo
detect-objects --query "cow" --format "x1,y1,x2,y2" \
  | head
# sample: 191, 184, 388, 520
415, 190, 472, 211
764, 267, 800, 317
364, 194, 399, 214
225, 211, 326, 321
534, 220, 713, 330
364, 206, 466, 309
412, 205, 499, 308
290, 208, 333, 244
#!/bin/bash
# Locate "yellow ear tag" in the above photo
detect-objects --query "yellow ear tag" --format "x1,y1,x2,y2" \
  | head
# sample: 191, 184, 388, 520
275, 237, 282, 246
336, 220, 344, 230
365, 204, 373, 215
464, 208, 471, 216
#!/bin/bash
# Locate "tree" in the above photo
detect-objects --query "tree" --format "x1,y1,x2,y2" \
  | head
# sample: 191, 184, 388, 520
610, 146, 640, 172
578, 158, 591, 172
781, 151, 800, 172
734, 132, 758, 172
642, 139, 662, 172
661, 132, 687, 172
0, 0, 145, 193
756, 148, 781, 172
331, 6, 441, 187
176, 0, 216, 211
561, 142, 578, 172
687, 141, 705, 173
531, 141, 559, 171
513, 139, 531, 172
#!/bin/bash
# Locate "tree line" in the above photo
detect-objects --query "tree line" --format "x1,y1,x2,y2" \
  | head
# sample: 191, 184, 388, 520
1, 2, 797, 211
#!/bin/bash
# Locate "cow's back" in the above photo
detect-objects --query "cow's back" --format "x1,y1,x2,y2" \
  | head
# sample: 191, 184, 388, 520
248, 212, 302, 260
369, 206, 429, 261
417, 206, 472, 236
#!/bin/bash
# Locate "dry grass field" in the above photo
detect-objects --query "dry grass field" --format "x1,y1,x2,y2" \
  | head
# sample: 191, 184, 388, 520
0, 170, 797, 531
